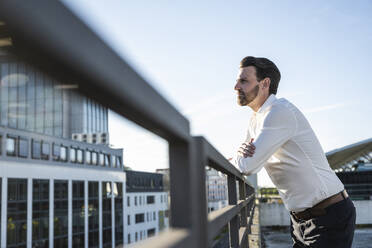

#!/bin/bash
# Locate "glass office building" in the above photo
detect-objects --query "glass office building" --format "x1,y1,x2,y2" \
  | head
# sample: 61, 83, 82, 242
0, 34, 125, 247
0, 48, 108, 140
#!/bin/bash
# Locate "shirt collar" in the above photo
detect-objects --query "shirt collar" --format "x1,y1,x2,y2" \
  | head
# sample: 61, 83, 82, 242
255, 94, 277, 115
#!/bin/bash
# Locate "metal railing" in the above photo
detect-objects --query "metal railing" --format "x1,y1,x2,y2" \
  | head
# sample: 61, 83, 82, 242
0, 1, 256, 247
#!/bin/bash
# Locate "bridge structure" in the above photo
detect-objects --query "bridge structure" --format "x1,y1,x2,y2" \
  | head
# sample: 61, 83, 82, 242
0, 1, 260, 247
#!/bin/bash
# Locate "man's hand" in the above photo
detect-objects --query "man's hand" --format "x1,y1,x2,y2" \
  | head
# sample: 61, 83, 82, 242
238, 138, 255, 158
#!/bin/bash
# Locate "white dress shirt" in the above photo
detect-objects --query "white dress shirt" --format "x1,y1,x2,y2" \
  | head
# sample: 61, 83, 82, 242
232, 94, 344, 212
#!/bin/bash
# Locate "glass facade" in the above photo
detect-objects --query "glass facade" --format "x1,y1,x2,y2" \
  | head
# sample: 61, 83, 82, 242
84, 98, 108, 134
115, 182, 123, 246
32, 179, 49, 247
102, 182, 112, 248
0, 60, 64, 136
88, 182, 99, 248
72, 181, 85, 248
7, 178, 27, 248
0, 178, 125, 247
54, 180, 68, 247
0, 55, 108, 139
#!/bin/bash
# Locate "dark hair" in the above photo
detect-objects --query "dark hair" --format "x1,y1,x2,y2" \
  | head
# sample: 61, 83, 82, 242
240, 56, 281, 95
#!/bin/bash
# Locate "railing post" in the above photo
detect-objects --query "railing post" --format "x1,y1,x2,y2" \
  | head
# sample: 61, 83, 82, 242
190, 137, 208, 248
239, 181, 247, 227
169, 139, 192, 228
228, 175, 239, 247
239, 181, 249, 248
245, 184, 251, 228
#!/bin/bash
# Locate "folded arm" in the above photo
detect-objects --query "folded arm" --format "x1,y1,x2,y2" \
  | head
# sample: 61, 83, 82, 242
232, 106, 297, 175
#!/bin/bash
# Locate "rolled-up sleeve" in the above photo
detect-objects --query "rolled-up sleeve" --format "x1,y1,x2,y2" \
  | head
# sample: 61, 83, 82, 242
232, 105, 297, 175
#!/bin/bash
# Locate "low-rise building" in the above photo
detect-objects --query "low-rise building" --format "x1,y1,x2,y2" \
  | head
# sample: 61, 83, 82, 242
206, 168, 228, 212
124, 170, 169, 245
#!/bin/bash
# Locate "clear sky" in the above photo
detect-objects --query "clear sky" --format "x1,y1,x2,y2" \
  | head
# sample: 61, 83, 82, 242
62, 0, 372, 187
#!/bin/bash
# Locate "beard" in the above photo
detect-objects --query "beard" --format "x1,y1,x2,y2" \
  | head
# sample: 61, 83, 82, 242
237, 85, 259, 106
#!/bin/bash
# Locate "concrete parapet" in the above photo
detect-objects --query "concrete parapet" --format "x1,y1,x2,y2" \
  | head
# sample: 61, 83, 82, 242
248, 234, 260, 248
248, 204, 261, 247
251, 224, 260, 235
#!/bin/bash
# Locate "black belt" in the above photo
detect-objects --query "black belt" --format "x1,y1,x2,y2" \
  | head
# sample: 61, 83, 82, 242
291, 190, 348, 221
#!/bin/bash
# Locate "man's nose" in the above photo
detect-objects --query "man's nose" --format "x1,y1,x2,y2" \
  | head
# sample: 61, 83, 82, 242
234, 82, 240, 91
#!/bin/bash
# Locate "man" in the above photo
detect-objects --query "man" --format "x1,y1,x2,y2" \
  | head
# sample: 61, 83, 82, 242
230, 56, 356, 247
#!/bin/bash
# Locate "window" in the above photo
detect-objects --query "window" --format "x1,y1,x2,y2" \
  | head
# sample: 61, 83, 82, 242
116, 156, 122, 168
135, 196, 137, 206
72, 181, 85, 247
139, 196, 142, 205
147, 228, 156, 238
128, 234, 130, 244
53, 143, 61, 161
135, 213, 144, 224
135, 232, 138, 242
32, 139, 41, 159
60, 146, 67, 162
127, 196, 130, 207
54, 180, 68, 247
18, 137, 28, 158
111, 155, 116, 167
77, 149, 83, 164
32, 179, 49, 247
92, 151, 97, 165
102, 181, 112, 247
99, 153, 104, 166
150, 179, 155, 188
6, 136, 16, 156
85, 150, 91, 164
70, 147, 76, 163
41, 141, 49, 160
153, 211, 156, 221
127, 215, 130, 225
147, 195, 155, 204
104, 154, 110, 167
115, 182, 123, 246
158, 211, 165, 231
0, 135, 2, 155
88, 182, 99, 247
7, 179, 27, 247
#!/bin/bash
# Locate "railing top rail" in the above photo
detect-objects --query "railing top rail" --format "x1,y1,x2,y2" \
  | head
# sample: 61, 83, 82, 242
196, 136, 251, 185
207, 196, 253, 244
133, 228, 193, 248
0, 0, 190, 142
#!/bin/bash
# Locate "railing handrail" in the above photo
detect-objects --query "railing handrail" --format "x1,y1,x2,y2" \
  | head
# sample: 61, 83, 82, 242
199, 136, 250, 183
0, 0, 190, 143
0, 1, 257, 247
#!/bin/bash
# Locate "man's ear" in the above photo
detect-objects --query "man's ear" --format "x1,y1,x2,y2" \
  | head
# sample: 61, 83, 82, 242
263, 77, 271, 90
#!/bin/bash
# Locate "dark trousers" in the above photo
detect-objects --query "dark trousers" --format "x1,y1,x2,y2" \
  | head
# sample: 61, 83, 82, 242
290, 197, 356, 248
